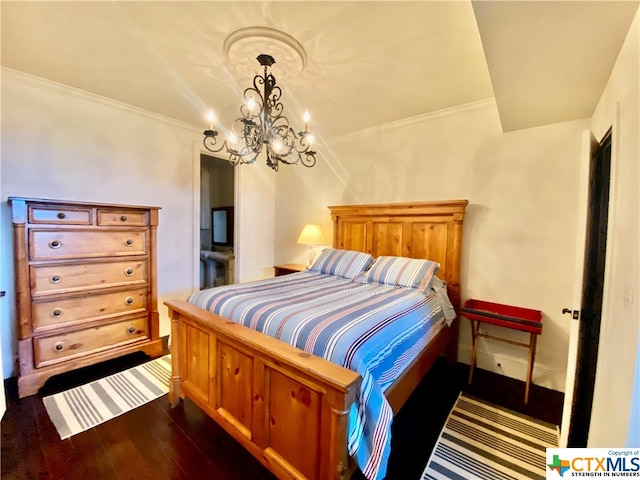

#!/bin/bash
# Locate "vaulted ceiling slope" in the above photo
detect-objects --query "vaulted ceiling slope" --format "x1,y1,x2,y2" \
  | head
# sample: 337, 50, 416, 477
2, 1, 638, 139
473, 1, 639, 132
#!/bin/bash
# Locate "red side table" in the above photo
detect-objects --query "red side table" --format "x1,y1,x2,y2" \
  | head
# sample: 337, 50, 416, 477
462, 299, 543, 403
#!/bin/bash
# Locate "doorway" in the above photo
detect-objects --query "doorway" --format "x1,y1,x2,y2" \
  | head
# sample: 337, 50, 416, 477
567, 128, 612, 446
200, 154, 235, 288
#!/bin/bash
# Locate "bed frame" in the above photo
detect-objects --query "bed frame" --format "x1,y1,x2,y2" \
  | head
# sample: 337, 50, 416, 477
164, 200, 468, 480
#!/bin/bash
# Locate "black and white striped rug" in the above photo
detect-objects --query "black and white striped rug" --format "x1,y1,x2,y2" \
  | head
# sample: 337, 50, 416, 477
43, 354, 171, 439
422, 393, 559, 480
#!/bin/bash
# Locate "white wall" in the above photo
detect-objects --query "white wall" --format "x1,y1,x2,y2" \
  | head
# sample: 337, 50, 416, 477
588, 9, 640, 448
233, 161, 276, 282
275, 99, 589, 393
0, 68, 276, 378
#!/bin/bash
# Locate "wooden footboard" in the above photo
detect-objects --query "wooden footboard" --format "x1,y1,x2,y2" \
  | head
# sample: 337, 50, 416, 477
165, 299, 361, 480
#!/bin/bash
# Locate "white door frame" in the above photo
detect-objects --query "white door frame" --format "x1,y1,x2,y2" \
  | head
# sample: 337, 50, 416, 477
191, 141, 240, 291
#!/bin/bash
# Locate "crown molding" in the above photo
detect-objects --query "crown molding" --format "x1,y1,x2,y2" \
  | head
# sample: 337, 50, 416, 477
2, 67, 201, 133
328, 98, 497, 145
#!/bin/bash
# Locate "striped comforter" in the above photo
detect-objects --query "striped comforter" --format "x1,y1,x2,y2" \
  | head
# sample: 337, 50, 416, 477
188, 271, 451, 480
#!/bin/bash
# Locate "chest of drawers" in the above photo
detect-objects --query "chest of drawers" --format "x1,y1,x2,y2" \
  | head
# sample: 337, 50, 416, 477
9, 197, 164, 398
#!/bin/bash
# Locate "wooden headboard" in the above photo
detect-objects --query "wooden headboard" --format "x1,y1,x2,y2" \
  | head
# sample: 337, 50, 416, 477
329, 200, 468, 309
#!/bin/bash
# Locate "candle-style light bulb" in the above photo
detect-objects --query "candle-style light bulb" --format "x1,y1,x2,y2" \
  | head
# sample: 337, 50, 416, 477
272, 139, 284, 153
247, 97, 256, 111
207, 110, 215, 130
303, 110, 310, 131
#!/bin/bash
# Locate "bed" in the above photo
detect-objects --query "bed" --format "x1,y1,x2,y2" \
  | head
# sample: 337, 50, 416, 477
164, 200, 468, 480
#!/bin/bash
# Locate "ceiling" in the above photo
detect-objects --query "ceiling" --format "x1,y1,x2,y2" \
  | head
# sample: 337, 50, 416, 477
2, 1, 638, 142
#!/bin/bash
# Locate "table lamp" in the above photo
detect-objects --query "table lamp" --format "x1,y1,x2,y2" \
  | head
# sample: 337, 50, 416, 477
297, 224, 325, 267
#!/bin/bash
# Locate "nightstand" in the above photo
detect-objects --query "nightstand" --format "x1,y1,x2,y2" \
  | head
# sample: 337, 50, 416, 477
274, 263, 307, 276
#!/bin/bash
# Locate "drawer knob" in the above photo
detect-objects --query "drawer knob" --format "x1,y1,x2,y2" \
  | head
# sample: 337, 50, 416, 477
124, 268, 134, 276
52, 308, 63, 318
57, 212, 66, 219
49, 240, 62, 249
127, 326, 136, 334
50, 275, 61, 284
54, 342, 64, 352
120, 215, 128, 222
124, 296, 134, 306
124, 239, 134, 246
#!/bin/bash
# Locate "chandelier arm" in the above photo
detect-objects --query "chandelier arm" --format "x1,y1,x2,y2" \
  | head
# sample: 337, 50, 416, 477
265, 150, 279, 171
203, 130, 227, 153
299, 150, 317, 168
294, 132, 314, 154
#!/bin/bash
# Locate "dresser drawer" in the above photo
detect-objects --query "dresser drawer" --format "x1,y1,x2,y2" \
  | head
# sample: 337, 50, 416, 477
29, 206, 92, 225
34, 316, 148, 367
97, 209, 148, 226
32, 287, 148, 331
30, 230, 147, 260
31, 260, 148, 297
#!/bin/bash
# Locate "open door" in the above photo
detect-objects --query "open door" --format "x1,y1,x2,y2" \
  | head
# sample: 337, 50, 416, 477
560, 128, 612, 447
0, 154, 5, 418
559, 130, 596, 446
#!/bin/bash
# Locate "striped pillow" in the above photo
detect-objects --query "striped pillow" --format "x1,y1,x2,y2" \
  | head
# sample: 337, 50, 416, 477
309, 248, 375, 279
355, 256, 440, 292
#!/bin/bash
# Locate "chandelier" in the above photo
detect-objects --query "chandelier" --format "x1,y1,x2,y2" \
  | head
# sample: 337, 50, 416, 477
203, 54, 316, 171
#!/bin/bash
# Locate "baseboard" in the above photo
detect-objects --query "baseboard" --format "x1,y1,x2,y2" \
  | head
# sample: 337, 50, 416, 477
458, 345, 565, 392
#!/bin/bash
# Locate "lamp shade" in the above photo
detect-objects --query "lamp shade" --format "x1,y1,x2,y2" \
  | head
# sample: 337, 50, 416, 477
296, 224, 325, 245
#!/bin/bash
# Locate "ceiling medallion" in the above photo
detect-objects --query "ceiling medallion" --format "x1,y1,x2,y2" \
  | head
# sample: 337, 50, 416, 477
223, 27, 307, 80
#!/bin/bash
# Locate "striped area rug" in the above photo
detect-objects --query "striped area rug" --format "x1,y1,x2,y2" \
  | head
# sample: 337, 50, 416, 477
422, 393, 559, 480
43, 354, 171, 439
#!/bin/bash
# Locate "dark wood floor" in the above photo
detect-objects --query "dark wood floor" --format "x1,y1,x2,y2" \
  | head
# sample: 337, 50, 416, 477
1, 352, 563, 480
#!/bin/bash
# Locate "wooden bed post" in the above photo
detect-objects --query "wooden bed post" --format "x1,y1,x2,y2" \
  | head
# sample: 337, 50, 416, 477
443, 208, 465, 364
168, 308, 182, 406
